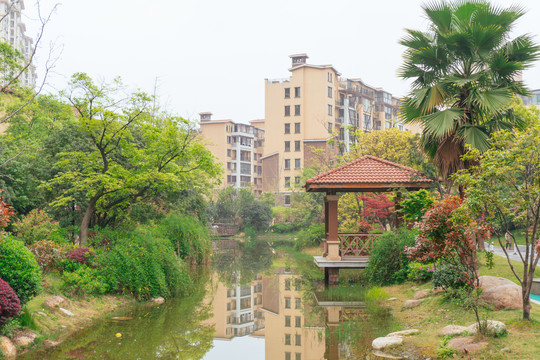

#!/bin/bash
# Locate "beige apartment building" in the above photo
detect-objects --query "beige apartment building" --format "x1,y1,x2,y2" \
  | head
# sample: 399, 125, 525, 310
199, 112, 265, 195
262, 54, 419, 204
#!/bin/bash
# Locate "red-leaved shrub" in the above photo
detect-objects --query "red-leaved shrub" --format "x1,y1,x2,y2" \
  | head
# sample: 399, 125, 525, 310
66, 247, 95, 265
0, 277, 21, 326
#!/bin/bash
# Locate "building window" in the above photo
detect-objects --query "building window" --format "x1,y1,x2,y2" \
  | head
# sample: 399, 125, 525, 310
294, 122, 300, 134
295, 159, 301, 169
227, 162, 231, 170
285, 297, 291, 308
227, 149, 231, 157
227, 303, 231, 310
294, 87, 300, 98
328, 86, 332, 98
285, 88, 290, 99
295, 176, 300, 184
227, 175, 231, 183
295, 316, 301, 328
328, 104, 333, 116
285, 315, 291, 327
294, 105, 300, 116
327, 122, 333, 133
295, 279, 301, 290
295, 353, 301, 360
285, 279, 291, 290
295, 334, 301, 346
285, 177, 291, 188
285, 141, 291, 152
285, 123, 290, 134
284, 195, 291, 205
284, 159, 290, 170
285, 334, 291, 345
295, 298, 301, 309
294, 140, 300, 152
227, 136, 231, 144
285, 352, 291, 360
328, 72, 332, 82
285, 105, 290, 116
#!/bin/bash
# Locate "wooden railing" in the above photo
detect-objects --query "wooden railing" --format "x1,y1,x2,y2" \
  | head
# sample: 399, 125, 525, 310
338, 233, 381, 258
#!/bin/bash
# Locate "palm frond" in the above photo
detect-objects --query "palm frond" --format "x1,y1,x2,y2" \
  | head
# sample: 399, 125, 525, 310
459, 124, 490, 151
421, 108, 464, 138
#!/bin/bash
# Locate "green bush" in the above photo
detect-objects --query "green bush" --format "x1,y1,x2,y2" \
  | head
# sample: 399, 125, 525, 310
365, 229, 416, 285
97, 232, 191, 300
0, 235, 41, 305
28, 240, 73, 272
295, 224, 325, 250
239, 201, 272, 231
158, 213, 211, 264
408, 262, 435, 282
432, 264, 469, 290
61, 265, 110, 296
11, 209, 61, 245
270, 223, 296, 233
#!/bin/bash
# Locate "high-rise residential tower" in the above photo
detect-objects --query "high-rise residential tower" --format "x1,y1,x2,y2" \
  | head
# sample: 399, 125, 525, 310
0, 0, 36, 88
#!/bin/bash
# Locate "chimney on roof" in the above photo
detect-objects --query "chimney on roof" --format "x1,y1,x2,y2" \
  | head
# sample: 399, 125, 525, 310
199, 112, 212, 121
289, 53, 308, 67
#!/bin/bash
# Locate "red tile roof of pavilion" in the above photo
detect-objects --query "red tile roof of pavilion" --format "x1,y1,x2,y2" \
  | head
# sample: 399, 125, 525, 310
304, 155, 433, 192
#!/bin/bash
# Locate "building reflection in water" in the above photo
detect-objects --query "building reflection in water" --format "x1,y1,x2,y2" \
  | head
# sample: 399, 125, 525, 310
205, 268, 367, 359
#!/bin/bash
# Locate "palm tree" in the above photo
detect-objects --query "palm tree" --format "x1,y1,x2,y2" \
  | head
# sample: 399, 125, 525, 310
399, 0, 539, 181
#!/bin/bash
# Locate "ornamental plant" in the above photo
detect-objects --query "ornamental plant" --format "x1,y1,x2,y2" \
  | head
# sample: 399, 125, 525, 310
29, 240, 72, 272
66, 247, 95, 265
0, 278, 21, 326
0, 194, 15, 230
11, 209, 61, 245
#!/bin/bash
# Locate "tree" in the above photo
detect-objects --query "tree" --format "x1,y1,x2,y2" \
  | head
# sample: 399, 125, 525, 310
46, 73, 220, 244
455, 122, 540, 321
399, 0, 539, 182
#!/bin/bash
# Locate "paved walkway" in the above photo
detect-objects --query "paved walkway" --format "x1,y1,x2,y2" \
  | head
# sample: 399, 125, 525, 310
484, 242, 538, 265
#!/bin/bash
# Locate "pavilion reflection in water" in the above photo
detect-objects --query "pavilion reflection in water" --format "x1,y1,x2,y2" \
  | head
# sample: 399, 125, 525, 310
204, 268, 366, 359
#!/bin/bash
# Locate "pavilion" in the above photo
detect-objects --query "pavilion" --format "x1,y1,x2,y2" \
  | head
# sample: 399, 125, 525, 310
303, 155, 433, 287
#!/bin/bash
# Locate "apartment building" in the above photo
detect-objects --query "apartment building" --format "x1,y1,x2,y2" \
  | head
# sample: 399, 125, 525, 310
199, 112, 265, 194
262, 54, 417, 204
0, 0, 36, 88
520, 89, 540, 111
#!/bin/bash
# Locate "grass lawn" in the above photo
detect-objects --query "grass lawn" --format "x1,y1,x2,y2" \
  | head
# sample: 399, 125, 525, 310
478, 250, 537, 285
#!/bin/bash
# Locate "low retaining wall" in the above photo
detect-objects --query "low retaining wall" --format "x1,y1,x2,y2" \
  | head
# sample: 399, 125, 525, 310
532, 278, 540, 295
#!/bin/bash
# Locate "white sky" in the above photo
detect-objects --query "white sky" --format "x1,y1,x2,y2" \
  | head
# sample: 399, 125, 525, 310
22, 0, 540, 124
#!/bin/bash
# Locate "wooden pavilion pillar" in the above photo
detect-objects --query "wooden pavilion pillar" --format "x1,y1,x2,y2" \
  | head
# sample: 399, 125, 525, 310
325, 194, 341, 261
394, 191, 403, 228
324, 306, 341, 360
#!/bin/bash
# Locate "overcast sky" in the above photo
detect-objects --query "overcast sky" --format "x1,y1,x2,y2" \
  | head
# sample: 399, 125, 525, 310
23, 0, 540, 124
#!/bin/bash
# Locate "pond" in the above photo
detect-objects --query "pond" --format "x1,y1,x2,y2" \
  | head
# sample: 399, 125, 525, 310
20, 240, 394, 359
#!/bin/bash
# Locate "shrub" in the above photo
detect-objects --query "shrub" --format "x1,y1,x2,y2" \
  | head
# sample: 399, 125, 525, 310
0, 278, 21, 326
97, 232, 192, 300
295, 224, 325, 250
66, 247, 95, 265
365, 229, 416, 285
28, 240, 71, 272
270, 223, 296, 233
432, 264, 469, 290
11, 209, 60, 245
408, 262, 435, 282
61, 266, 109, 296
239, 201, 272, 231
158, 213, 211, 264
0, 235, 41, 305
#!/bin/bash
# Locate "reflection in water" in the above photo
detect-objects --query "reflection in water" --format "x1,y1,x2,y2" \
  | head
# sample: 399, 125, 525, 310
21, 240, 393, 359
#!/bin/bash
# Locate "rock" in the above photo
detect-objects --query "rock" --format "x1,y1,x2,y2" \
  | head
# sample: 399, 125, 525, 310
12, 331, 38, 347
500, 347, 511, 353
402, 299, 422, 309
43, 295, 65, 309
151, 297, 165, 305
111, 316, 132, 321
387, 329, 419, 337
465, 320, 507, 336
43, 339, 61, 348
478, 276, 522, 310
412, 289, 430, 300
387, 297, 397, 301
37, 311, 48, 317
372, 336, 403, 350
372, 350, 403, 359
59, 307, 74, 316
447, 337, 488, 353
438, 325, 467, 336
0, 336, 16, 360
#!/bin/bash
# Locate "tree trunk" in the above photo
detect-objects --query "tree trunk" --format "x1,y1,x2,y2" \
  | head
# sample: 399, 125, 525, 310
523, 296, 531, 321
79, 192, 101, 246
